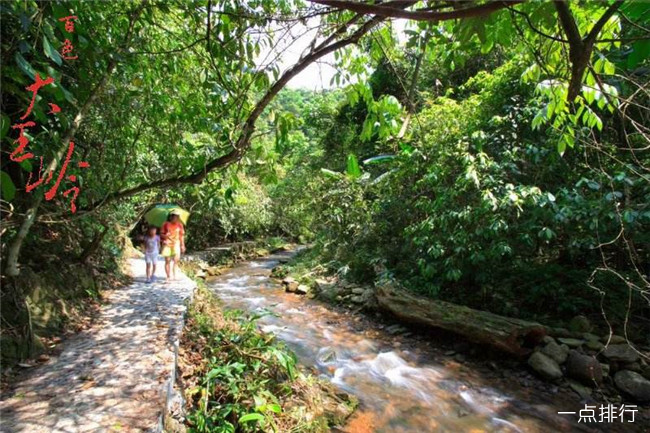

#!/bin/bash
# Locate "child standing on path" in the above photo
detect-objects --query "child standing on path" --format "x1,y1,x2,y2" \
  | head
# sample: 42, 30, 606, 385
143, 226, 161, 283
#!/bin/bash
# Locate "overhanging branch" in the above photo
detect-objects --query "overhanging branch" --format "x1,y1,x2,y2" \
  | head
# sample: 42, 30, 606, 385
309, 0, 522, 21
79, 11, 396, 215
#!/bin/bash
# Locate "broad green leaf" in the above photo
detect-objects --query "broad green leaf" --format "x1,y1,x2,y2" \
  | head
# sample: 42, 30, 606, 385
0, 114, 9, 139
238, 413, 264, 423
14, 52, 36, 80
320, 168, 343, 178
346, 154, 361, 179
628, 40, 650, 68
43, 36, 63, 66
19, 159, 33, 172
1, 171, 16, 201
363, 154, 395, 165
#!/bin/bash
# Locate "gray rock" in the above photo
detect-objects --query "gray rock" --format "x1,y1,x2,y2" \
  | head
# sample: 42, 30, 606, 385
569, 315, 592, 333
568, 380, 592, 399
541, 341, 570, 364
550, 327, 572, 338
542, 336, 556, 345
557, 337, 584, 348
601, 334, 626, 344
295, 284, 310, 295
622, 362, 642, 373
641, 364, 650, 381
282, 277, 299, 292
600, 363, 610, 376
350, 295, 365, 304
206, 266, 222, 276
386, 324, 406, 335
351, 287, 366, 295
314, 278, 335, 292
317, 348, 337, 364
614, 370, 650, 402
583, 333, 600, 342
204, 275, 221, 283
602, 344, 640, 363
585, 340, 604, 351
528, 352, 563, 381
566, 351, 602, 385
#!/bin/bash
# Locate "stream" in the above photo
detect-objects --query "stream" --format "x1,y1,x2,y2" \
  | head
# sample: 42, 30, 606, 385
205, 251, 607, 433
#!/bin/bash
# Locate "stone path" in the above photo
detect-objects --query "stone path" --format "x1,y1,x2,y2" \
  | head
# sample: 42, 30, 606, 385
0, 258, 196, 433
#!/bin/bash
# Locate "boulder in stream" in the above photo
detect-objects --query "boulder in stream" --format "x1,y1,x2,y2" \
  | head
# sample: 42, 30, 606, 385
295, 284, 310, 295
528, 352, 563, 381
566, 351, 602, 385
602, 344, 640, 364
541, 341, 569, 364
283, 277, 299, 293
601, 334, 627, 344
557, 337, 584, 348
614, 370, 650, 402
205, 266, 222, 276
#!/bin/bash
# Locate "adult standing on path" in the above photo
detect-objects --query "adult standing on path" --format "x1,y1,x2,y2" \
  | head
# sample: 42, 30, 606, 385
161, 211, 185, 282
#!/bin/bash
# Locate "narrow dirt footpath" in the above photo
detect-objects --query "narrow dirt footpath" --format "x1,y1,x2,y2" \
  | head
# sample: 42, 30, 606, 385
0, 258, 196, 433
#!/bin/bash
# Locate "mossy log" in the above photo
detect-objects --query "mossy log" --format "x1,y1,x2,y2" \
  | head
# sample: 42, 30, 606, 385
375, 283, 546, 356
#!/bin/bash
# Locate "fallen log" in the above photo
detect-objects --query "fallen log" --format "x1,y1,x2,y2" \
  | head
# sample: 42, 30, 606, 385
375, 283, 546, 356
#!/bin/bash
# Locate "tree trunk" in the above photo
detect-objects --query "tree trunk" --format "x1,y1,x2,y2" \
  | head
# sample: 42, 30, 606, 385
375, 282, 546, 356
79, 224, 109, 263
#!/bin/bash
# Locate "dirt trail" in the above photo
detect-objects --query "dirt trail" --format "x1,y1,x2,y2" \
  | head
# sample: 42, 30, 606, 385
0, 258, 195, 433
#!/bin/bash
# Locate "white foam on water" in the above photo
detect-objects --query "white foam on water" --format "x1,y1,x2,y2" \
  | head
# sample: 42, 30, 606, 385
492, 418, 523, 433
332, 352, 441, 403
261, 324, 284, 334
247, 297, 266, 305
316, 347, 337, 365
215, 284, 250, 293
226, 275, 251, 285
460, 390, 491, 415
460, 390, 522, 432
285, 308, 306, 315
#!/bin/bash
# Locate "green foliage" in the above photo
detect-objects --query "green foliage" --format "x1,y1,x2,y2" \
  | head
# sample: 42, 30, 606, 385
273, 44, 649, 332
184, 288, 354, 433
1, 0, 648, 344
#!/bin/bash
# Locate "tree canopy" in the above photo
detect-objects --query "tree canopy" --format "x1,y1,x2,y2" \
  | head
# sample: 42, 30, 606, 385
1, 0, 649, 345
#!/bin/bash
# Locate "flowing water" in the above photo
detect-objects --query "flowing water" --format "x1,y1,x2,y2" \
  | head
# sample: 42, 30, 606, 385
205, 252, 600, 433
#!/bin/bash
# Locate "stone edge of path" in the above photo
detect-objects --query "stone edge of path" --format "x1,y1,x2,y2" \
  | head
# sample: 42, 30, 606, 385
157, 266, 196, 433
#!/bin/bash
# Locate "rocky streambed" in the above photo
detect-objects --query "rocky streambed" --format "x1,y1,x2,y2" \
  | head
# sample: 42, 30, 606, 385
190, 251, 650, 432
274, 265, 650, 418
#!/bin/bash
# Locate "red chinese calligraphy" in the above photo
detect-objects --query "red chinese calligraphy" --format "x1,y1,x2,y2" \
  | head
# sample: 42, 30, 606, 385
41, 141, 90, 213
25, 157, 52, 192
61, 39, 78, 60
44, 141, 74, 201
48, 103, 61, 114
9, 13, 87, 214
10, 121, 36, 162
58, 15, 77, 33
21, 74, 54, 120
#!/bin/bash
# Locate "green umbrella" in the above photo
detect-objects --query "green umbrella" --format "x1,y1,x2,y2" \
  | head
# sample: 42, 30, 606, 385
144, 204, 190, 227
